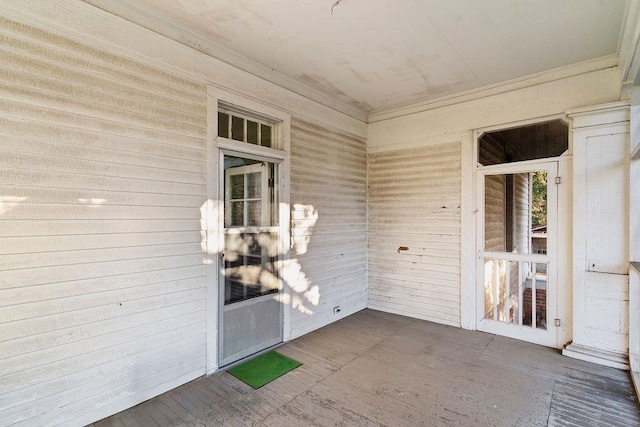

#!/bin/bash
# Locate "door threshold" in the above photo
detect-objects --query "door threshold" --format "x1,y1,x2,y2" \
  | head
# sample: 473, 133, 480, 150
216, 342, 286, 373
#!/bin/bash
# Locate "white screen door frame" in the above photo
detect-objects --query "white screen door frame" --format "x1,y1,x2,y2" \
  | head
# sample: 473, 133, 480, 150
206, 88, 291, 373
218, 150, 286, 367
476, 159, 560, 348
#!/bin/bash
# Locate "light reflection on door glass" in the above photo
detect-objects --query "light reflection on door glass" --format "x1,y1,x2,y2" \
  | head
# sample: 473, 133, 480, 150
223, 156, 279, 305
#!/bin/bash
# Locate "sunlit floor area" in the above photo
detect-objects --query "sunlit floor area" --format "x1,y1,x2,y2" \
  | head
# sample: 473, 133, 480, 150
93, 309, 640, 426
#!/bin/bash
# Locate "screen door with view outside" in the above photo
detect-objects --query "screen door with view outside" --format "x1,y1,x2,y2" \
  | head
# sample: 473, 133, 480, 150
219, 154, 283, 366
477, 161, 559, 347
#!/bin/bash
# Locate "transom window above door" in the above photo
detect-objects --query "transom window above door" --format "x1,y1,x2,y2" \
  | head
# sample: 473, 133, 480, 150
218, 109, 274, 148
478, 119, 568, 166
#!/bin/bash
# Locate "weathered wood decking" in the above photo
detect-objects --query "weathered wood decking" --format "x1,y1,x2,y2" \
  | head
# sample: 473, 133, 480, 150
93, 309, 640, 426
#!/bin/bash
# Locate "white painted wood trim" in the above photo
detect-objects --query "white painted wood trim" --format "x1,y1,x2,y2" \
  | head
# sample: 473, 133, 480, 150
476, 155, 569, 173
217, 148, 227, 366
556, 155, 573, 347
629, 263, 640, 373
565, 101, 630, 366
217, 141, 287, 162
208, 87, 292, 366
567, 101, 630, 127
562, 344, 629, 370
570, 114, 589, 348
629, 87, 640, 394
279, 113, 292, 344
481, 252, 550, 263
460, 131, 475, 330
632, 88, 640, 160
206, 93, 220, 374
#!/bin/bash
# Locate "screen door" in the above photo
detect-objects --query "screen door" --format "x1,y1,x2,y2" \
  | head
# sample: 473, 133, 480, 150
476, 161, 559, 347
219, 154, 283, 366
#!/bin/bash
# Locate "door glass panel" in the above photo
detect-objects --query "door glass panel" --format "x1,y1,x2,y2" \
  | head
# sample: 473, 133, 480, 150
223, 156, 279, 305
247, 172, 261, 198
247, 201, 261, 226
229, 201, 243, 227
230, 174, 244, 199
260, 124, 272, 148
478, 120, 568, 166
483, 260, 547, 330
231, 116, 245, 142
484, 171, 547, 254
247, 120, 259, 145
218, 112, 229, 138
224, 231, 279, 304
480, 166, 552, 335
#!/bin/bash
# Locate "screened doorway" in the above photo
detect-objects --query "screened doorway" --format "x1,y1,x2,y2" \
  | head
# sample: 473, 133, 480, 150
219, 154, 283, 366
477, 162, 559, 346
475, 119, 568, 348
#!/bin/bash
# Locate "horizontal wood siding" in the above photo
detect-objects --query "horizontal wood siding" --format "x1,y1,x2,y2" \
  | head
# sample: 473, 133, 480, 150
514, 173, 530, 254
289, 119, 368, 338
484, 175, 506, 252
368, 142, 462, 326
0, 18, 207, 426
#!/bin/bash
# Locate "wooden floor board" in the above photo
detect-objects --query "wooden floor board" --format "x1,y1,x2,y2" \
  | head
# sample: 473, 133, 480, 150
147, 398, 190, 427
156, 394, 205, 427
96, 309, 640, 426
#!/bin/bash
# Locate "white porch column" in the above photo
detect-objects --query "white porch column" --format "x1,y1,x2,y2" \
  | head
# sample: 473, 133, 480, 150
563, 102, 630, 369
629, 88, 640, 391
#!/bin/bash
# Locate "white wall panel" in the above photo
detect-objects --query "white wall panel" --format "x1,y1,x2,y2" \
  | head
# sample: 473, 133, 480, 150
0, 16, 208, 426
368, 142, 462, 326
289, 119, 368, 338
564, 103, 630, 368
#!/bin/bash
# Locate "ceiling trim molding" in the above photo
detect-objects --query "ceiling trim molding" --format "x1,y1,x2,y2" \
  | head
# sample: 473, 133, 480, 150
82, 0, 368, 122
368, 54, 619, 123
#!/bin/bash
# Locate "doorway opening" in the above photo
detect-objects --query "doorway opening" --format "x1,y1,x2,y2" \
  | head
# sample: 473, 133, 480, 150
219, 154, 283, 367
475, 119, 568, 347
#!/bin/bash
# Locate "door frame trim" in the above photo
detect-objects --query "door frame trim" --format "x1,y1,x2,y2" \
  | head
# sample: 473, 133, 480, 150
218, 150, 285, 367
469, 114, 572, 348
206, 87, 291, 374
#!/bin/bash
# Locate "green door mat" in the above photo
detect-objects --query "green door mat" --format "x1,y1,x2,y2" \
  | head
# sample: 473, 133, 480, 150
227, 351, 302, 389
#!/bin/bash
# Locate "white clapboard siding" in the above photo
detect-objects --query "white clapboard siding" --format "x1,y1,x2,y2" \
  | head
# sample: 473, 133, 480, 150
514, 173, 530, 253
368, 142, 462, 327
289, 119, 368, 338
0, 17, 207, 427
484, 175, 506, 252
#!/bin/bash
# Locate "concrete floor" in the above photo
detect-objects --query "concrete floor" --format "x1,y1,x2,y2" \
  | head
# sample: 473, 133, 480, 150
93, 309, 640, 426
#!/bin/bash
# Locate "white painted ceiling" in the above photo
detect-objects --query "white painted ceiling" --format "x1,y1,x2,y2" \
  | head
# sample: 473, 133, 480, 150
87, 0, 628, 119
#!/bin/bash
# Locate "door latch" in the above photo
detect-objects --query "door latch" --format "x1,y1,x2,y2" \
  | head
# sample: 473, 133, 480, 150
554, 318, 561, 327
